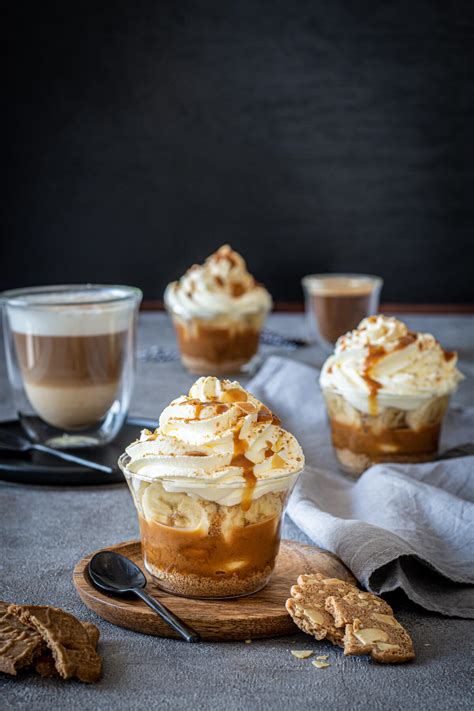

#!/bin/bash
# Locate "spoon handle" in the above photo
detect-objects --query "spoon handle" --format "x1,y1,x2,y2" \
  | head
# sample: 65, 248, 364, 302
31, 443, 113, 474
134, 588, 200, 643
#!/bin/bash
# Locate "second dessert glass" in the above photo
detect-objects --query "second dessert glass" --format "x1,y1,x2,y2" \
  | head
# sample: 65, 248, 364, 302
164, 245, 272, 374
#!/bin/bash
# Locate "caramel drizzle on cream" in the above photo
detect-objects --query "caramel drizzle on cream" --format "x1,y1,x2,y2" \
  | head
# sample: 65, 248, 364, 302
232, 426, 256, 512
362, 335, 417, 415
220, 387, 282, 510
180, 387, 283, 510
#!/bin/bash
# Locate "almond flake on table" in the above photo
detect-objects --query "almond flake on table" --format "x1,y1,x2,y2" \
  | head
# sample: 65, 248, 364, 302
291, 650, 313, 659
312, 660, 330, 669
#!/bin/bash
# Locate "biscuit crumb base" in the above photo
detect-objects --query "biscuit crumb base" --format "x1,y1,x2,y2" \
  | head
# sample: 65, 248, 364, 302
146, 561, 272, 598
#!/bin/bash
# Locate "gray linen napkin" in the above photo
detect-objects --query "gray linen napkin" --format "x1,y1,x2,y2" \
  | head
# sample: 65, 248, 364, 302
248, 356, 474, 618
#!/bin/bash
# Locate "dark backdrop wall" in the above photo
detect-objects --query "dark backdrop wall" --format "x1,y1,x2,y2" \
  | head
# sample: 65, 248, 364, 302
4, 1, 474, 303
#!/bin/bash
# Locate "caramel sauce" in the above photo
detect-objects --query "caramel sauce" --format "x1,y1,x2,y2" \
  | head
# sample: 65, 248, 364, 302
185, 399, 229, 420
361, 336, 416, 416
236, 401, 258, 415
232, 427, 256, 512
330, 419, 442, 458
443, 349, 456, 362
230, 282, 246, 298
393, 334, 417, 350
257, 407, 281, 426
361, 346, 385, 415
223, 388, 248, 403
139, 513, 281, 584
272, 453, 286, 469
257, 406, 272, 422
174, 321, 260, 365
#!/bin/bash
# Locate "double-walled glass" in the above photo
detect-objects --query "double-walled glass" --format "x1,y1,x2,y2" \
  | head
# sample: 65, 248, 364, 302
1, 284, 142, 448
119, 453, 302, 598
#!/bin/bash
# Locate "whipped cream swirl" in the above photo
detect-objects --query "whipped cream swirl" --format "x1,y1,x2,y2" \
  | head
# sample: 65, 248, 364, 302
320, 315, 464, 413
164, 245, 272, 320
125, 377, 304, 506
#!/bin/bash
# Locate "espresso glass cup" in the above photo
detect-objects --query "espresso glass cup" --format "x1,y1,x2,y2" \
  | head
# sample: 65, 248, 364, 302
119, 453, 302, 599
302, 274, 383, 347
1, 284, 142, 448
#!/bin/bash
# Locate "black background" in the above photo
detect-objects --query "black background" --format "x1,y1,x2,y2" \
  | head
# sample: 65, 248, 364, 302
3, 0, 474, 303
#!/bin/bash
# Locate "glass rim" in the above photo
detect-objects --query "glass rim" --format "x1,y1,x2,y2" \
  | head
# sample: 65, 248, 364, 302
301, 273, 383, 291
118, 452, 303, 488
0, 284, 143, 308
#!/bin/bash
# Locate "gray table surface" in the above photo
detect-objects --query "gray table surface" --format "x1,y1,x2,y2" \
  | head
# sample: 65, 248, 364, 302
1, 312, 473, 711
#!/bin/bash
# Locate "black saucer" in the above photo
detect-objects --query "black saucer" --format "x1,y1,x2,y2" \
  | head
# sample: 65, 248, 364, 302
0, 418, 157, 486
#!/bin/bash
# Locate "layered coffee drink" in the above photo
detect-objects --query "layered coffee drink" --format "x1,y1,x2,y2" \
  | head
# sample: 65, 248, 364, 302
164, 245, 272, 374
120, 376, 304, 598
3, 285, 141, 446
302, 274, 383, 345
320, 315, 464, 476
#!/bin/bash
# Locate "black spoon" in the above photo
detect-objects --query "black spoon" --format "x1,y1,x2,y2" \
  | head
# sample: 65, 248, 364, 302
0, 428, 113, 474
88, 551, 200, 643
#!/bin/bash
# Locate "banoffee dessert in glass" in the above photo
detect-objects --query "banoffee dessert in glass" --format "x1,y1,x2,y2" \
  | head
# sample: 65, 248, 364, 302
320, 315, 463, 477
119, 376, 304, 598
164, 245, 272, 374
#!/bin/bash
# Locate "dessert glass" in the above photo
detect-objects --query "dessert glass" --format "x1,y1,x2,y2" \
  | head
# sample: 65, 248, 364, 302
322, 388, 450, 477
319, 315, 463, 477
164, 244, 272, 374
167, 308, 270, 375
119, 454, 301, 598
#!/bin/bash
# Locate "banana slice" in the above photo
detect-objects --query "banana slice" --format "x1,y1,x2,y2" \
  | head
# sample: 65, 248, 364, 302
141, 482, 212, 533
243, 493, 282, 525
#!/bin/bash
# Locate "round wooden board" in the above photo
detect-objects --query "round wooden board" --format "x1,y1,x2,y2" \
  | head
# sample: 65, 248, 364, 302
73, 539, 355, 641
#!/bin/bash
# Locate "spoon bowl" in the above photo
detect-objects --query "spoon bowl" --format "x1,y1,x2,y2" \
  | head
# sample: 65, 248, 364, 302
89, 551, 146, 594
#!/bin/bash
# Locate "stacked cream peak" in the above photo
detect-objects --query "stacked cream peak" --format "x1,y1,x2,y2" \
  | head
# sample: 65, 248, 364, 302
126, 376, 304, 505
164, 244, 272, 320
320, 315, 463, 414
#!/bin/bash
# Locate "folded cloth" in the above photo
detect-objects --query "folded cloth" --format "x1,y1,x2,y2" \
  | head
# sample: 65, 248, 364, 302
248, 356, 474, 618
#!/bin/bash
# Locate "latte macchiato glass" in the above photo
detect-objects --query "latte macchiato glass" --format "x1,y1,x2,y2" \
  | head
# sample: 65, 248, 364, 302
1, 285, 142, 448
302, 273, 383, 347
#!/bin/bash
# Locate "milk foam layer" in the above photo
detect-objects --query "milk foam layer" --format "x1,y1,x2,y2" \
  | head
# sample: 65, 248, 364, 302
6, 288, 137, 336
125, 376, 304, 506
164, 245, 272, 320
320, 315, 464, 413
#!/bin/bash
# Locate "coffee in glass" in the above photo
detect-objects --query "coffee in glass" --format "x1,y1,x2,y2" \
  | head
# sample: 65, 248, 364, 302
1, 285, 142, 447
302, 274, 383, 346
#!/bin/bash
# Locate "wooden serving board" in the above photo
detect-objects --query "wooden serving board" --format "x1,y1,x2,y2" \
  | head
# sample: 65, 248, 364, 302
73, 540, 354, 641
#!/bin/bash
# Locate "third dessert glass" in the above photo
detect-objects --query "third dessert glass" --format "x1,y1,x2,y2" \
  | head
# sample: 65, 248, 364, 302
119, 376, 305, 598
164, 245, 272, 374
320, 315, 464, 476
